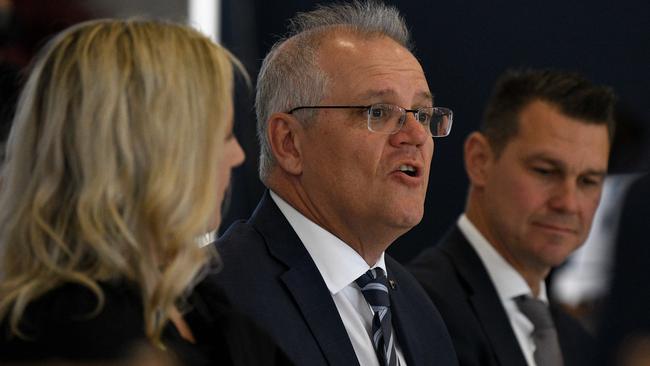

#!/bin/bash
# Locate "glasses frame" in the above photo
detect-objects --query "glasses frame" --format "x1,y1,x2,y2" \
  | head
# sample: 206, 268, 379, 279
287, 104, 453, 137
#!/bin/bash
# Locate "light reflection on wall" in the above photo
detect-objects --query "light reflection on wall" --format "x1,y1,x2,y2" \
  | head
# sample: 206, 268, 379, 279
188, 0, 219, 42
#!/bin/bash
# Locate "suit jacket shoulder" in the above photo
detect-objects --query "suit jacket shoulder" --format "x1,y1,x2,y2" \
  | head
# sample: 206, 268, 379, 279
409, 225, 595, 366
409, 226, 528, 366
212, 191, 358, 366
213, 191, 458, 365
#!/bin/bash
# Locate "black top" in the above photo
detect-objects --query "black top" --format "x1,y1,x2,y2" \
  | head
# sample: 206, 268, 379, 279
0, 277, 291, 365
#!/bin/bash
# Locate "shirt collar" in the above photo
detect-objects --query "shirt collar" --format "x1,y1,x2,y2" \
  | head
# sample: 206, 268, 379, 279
458, 214, 548, 303
270, 190, 387, 295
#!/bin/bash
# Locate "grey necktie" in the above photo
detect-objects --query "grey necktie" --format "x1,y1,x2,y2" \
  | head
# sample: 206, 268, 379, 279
356, 268, 399, 366
515, 295, 564, 366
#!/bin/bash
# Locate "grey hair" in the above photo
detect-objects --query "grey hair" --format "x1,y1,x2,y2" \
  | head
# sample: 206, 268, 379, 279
256, 1, 412, 182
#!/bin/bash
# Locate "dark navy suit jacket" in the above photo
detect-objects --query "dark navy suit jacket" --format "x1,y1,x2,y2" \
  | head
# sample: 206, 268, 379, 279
207, 191, 458, 366
409, 225, 595, 366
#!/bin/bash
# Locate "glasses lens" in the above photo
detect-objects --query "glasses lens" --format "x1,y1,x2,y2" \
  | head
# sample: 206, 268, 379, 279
430, 107, 453, 137
368, 104, 403, 134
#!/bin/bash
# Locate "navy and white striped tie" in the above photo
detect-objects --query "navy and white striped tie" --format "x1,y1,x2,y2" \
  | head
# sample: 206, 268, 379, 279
356, 268, 399, 366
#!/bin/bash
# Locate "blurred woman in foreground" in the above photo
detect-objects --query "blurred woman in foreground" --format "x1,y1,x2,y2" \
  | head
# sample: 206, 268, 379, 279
0, 19, 277, 365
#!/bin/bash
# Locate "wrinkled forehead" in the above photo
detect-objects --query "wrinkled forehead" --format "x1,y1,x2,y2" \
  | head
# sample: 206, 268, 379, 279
357, 89, 434, 105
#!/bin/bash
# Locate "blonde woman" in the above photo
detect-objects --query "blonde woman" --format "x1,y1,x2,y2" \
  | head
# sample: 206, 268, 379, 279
0, 19, 285, 365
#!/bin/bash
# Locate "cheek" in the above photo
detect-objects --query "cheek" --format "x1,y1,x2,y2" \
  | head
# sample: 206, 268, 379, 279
214, 153, 230, 197
491, 169, 535, 213
216, 159, 233, 197
510, 183, 540, 212
580, 193, 602, 224
507, 170, 550, 211
425, 139, 434, 160
311, 134, 381, 182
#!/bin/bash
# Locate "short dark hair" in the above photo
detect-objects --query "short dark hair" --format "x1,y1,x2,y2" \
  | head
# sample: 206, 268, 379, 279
481, 68, 617, 157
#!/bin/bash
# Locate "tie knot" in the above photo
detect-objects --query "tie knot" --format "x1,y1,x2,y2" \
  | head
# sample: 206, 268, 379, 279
356, 268, 390, 308
514, 295, 555, 330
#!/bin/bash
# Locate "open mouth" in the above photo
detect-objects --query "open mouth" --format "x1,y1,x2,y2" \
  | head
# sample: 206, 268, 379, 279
398, 164, 418, 177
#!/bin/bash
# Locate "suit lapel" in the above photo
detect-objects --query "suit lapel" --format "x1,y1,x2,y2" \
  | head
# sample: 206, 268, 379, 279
441, 227, 528, 366
251, 192, 359, 366
388, 266, 419, 365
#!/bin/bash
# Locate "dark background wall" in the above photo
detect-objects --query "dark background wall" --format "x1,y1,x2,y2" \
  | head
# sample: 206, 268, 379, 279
219, 0, 650, 263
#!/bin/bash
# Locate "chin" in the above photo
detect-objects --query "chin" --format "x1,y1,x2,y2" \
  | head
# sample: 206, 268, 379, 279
393, 211, 423, 230
540, 246, 577, 267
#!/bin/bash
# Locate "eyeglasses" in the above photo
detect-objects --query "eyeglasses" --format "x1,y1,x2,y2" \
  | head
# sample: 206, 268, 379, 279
288, 103, 453, 137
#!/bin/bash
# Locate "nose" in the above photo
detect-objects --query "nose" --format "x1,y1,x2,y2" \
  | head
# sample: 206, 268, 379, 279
549, 179, 580, 214
390, 112, 429, 147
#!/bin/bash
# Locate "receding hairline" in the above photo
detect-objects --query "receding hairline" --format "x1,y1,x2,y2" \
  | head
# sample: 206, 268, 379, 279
518, 98, 614, 136
278, 23, 410, 57
492, 98, 613, 155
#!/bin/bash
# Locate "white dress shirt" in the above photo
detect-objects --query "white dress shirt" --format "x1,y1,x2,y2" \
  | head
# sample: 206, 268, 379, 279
271, 191, 407, 366
458, 214, 548, 366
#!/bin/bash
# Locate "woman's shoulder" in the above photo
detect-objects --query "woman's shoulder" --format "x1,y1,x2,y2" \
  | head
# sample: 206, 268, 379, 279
0, 281, 147, 361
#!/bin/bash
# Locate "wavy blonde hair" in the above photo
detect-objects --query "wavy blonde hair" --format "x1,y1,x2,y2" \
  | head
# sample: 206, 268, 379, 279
0, 19, 240, 346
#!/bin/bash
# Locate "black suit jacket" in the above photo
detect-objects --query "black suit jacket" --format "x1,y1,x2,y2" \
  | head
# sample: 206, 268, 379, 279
208, 191, 458, 366
409, 225, 595, 366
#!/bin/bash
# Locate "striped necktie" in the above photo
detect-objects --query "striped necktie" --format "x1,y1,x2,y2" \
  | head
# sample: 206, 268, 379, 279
356, 268, 399, 366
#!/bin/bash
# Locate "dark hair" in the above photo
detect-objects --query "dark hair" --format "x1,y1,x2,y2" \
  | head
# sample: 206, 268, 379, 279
481, 68, 617, 157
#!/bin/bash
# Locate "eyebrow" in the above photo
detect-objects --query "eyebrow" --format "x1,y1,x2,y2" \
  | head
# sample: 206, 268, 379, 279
357, 89, 434, 105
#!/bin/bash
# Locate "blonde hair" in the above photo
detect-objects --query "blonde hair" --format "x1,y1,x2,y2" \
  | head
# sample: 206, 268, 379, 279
0, 19, 240, 346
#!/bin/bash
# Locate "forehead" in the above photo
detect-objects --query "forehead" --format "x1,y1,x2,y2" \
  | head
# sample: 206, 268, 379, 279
506, 100, 610, 171
317, 33, 431, 104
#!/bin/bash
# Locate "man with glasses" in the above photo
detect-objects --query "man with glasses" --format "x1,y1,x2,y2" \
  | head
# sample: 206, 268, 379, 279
209, 2, 457, 365
409, 69, 616, 366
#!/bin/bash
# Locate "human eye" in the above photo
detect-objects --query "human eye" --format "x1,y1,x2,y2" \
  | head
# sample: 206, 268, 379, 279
579, 174, 604, 188
369, 104, 391, 120
531, 165, 556, 177
417, 109, 432, 124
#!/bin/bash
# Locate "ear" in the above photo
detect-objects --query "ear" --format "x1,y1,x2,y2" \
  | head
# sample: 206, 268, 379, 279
464, 132, 493, 188
267, 112, 304, 176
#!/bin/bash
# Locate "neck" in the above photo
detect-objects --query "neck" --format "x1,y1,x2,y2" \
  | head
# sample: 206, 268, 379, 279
269, 179, 394, 266
525, 277, 544, 298
465, 193, 549, 298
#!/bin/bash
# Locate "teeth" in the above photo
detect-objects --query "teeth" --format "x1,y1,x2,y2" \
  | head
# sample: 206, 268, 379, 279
399, 165, 416, 172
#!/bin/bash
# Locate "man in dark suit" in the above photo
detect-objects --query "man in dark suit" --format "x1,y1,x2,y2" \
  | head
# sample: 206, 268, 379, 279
409, 69, 617, 366
211, 2, 457, 366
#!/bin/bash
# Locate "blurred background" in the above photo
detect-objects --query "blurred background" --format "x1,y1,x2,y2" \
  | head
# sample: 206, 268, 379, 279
1, 0, 649, 351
